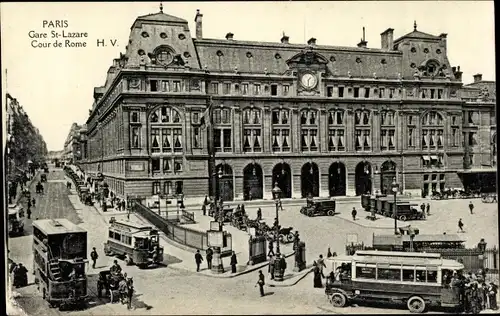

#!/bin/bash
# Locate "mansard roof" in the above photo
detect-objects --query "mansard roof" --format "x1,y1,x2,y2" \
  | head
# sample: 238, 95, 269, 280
194, 38, 402, 78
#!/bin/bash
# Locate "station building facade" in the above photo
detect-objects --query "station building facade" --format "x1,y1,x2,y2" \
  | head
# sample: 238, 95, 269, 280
77, 8, 496, 201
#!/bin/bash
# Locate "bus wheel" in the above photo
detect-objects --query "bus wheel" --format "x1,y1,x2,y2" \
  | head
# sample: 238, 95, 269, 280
327, 210, 335, 216
407, 296, 426, 313
330, 293, 347, 307
399, 215, 407, 221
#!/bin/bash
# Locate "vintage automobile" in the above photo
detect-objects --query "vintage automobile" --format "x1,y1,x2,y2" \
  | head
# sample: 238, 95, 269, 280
231, 210, 248, 231
385, 202, 424, 221
481, 193, 497, 203
300, 198, 337, 217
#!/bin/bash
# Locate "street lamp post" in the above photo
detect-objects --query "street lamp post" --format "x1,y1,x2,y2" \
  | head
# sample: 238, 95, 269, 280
391, 177, 400, 235
272, 183, 285, 281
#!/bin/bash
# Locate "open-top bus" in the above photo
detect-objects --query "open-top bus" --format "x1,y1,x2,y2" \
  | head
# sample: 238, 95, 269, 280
103, 217, 164, 268
325, 250, 464, 313
32, 219, 88, 308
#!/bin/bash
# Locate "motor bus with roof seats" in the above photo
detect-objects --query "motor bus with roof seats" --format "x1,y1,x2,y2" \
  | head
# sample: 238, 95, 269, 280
103, 217, 164, 268
32, 219, 88, 308
325, 250, 464, 313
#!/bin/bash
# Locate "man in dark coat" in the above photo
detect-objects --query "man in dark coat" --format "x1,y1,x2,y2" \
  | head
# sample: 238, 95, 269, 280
14, 263, 28, 288
206, 247, 213, 270
469, 201, 474, 214
351, 207, 357, 221
426, 203, 431, 216
256, 208, 262, 221
458, 218, 465, 233
230, 251, 237, 273
195, 250, 203, 272
90, 247, 99, 269
31, 198, 36, 208
488, 282, 498, 310
256, 270, 265, 297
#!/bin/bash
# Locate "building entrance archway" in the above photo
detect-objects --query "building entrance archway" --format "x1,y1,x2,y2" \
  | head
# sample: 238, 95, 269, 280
380, 161, 397, 195
355, 161, 372, 196
216, 164, 234, 201
301, 162, 319, 198
272, 163, 292, 198
328, 162, 346, 196
243, 163, 263, 200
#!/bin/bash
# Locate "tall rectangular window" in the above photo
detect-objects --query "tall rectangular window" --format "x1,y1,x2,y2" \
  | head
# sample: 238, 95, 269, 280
354, 87, 360, 98
152, 158, 160, 173
211, 82, 219, 94
254, 84, 261, 95
338, 87, 344, 98
327, 87, 333, 97
283, 85, 290, 96
223, 83, 231, 94
389, 88, 395, 98
150, 80, 158, 92
152, 181, 161, 194
364, 87, 370, 98
242, 83, 248, 95
271, 84, 278, 96
438, 89, 443, 99
173, 81, 181, 92
131, 127, 140, 148
193, 127, 200, 148
161, 81, 169, 92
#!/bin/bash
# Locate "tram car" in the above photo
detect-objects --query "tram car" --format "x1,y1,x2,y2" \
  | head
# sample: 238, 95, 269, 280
32, 219, 88, 309
104, 217, 164, 268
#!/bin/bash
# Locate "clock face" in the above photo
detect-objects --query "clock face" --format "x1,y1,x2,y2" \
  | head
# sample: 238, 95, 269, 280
301, 73, 318, 89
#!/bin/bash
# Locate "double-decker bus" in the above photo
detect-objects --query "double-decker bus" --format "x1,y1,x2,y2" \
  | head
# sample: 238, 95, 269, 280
32, 219, 88, 308
103, 217, 164, 268
325, 250, 464, 313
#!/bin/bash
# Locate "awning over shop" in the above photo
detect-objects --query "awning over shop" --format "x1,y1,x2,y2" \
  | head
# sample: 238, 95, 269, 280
457, 167, 497, 173
422, 156, 430, 161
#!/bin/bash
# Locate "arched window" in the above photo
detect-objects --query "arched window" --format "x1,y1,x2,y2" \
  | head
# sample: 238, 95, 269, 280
354, 109, 371, 151
380, 110, 396, 151
149, 106, 183, 175
327, 109, 345, 151
422, 111, 444, 150
300, 109, 318, 151
271, 108, 291, 152
242, 108, 262, 152
424, 60, 440, 77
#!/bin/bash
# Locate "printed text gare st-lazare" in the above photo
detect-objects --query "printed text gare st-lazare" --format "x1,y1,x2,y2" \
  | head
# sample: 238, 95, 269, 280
28, 20, 117, 48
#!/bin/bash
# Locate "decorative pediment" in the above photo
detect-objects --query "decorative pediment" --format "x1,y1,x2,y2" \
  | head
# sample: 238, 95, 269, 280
286, 47, 329, 67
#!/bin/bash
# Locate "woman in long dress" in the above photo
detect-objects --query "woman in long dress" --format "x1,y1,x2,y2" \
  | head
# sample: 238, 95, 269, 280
313, 261, 323, 288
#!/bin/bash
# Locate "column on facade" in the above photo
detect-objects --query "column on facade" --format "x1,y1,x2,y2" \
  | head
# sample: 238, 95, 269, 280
291, 108, 299, 152
372, 110, 380, 152
345, 107, 354, 152
319, 108, 329, 197
140, 107, 148, 156
122, 108, 131, 155
185, 108, 192, 154
263, 106, 271, 153
233, 106, 241, 154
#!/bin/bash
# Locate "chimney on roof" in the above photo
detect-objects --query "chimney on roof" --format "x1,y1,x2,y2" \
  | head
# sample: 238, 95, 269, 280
357, 27, 368, 48
307, 37, 316, 46
453, 66, 463, 81
281, 32, 289, 44
194, 9, 203, 39
473, 73, 483, 83
381, 28, 394, 50
226, 32, 234, 40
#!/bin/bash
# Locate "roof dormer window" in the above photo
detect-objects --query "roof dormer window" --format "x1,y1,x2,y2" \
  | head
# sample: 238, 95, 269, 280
178, 34, 186, 40
154, 47, 174, 65
160, 32, 168, 39
216, 50, 224, 57
141, 31, 149, 38
246, 52, 253, 58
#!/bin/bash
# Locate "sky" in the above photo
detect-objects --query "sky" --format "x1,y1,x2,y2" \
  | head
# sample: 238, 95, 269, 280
1, 1, 495, 151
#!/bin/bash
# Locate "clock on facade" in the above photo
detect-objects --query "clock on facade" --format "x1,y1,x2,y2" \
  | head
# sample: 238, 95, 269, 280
300, 73, 318, 89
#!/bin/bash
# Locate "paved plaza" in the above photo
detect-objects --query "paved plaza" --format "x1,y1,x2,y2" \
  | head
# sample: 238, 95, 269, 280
7, 168, 499, 315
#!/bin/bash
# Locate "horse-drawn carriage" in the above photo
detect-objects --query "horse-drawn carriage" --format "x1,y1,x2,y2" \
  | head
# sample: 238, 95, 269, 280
231, 209, 248, 231
40, 173, 47, 183
97, 270, 133, 304
35, 182, 44, 194
481, 193, 498, 203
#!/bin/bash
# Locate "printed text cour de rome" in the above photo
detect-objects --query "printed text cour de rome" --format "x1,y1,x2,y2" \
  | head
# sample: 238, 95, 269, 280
29, 20, 88, 48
